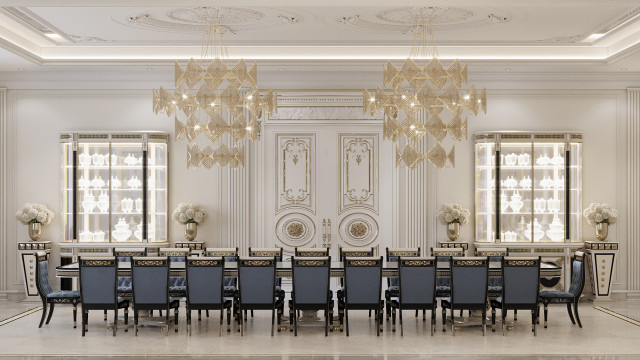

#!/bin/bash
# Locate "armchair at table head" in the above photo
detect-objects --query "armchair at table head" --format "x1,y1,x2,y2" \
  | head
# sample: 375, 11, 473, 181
290, 256, 333, 336
130, 256, 180, 335
237, 257, 282, 336
441, 256, 489, 335
185, 256, 232, 335
340, 256, 384, 336
391, 257, 437, 336
159, 248, 190, 298
475, 247, 509, 298
490, 257, 541, 336
79, 256, 129, 336
384, 247, 420, 321
35, 252, 81, 329
538, 251, 586, 328
295, 247, 329, 257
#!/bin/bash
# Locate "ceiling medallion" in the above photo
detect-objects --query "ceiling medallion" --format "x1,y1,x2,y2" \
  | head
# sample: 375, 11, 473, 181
152, 10, 277, 169
363, 8, 487, 169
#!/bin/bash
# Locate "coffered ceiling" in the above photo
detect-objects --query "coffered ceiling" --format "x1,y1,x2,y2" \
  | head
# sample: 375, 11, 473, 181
0, 0, 639, 73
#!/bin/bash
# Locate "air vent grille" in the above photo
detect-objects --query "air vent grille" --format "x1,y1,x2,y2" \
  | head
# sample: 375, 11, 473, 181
148, 134, 169, 141
501, 134, 531, 140
112, 134, 143, 139
78, 134, 109, 139
534, 134, 565, 139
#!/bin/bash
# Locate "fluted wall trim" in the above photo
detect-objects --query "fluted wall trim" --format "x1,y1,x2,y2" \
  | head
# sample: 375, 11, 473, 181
628, 88, 640, 292
0, 88, 7, 297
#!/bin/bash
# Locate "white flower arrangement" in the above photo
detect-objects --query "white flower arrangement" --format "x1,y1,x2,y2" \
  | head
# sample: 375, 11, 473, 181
437, 203, 471, 225
583, 203, 618, 225
172, 203, 206, 225
15, 203, 54, 225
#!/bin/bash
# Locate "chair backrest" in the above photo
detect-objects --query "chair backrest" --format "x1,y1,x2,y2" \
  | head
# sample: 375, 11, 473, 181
248, 247, 283, 261
205, 247, 238, 262
386, 248, 420, 262
35, 252, 53, 297
186, 256, 224, 306
159, 248, 190, 262
568, 251, 586, 297
295, 247, 329, 257
79, 257, 117, 305
398, 257, 436, 306
292, 256, 331, 305
131, 257, 169, 305
344, 256, 383, 306
432, 247, 464, 266
450, 257, 488, 306
475, 247, 508, 263
114, 247, 146, 263
502, 257, 540, 306
238, 257, 277, 305
339, 247, 374, 260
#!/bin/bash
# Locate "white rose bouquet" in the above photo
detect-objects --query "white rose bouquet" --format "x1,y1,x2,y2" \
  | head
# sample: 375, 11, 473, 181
437, 203, 471, 225
583, 203, 618, 225
15, 203, 55, 225
172, 203, 206, 225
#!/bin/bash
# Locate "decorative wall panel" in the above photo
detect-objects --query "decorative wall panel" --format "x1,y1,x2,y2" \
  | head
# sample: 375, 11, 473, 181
628, 88, 640, 294
275, 212, 316, 248
338, 212, 379, 247
276, 134, 315, 214
339, 134, 378, 214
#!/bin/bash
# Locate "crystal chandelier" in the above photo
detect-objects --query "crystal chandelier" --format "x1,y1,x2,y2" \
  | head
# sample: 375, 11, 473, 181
363, 9, 486, 169
153, 12, 277, 169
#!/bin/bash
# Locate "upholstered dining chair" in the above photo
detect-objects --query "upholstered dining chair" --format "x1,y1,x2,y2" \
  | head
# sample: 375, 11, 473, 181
159, 248, 190, 299
441, 256, 489, 335
475, 248, 509, 300
112, 248, 145, 320
339, 256, 384, 336
247, 247, 285, 319
79, 256, 129, 336
295, 247, 329, 257
385, 247, 420, 321
490, 257, 541, 336
391, 257, 437, 336
431, 247, 464, 314
205, 247, 238, 320
337, 247, 375, 319
35, 252, 81, 328
131, 256, 180, 335
539, 251, 586, 328
289, 256, 333, 336
237, 257, 283, 336
185, 256, 232, 335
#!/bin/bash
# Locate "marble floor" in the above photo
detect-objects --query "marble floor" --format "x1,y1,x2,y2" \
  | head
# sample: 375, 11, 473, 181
0, 300, 639, 359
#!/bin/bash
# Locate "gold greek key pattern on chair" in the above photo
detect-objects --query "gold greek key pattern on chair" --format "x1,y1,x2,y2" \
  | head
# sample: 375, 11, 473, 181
188, 259, 221, 266
205, 251, 237, 257
505, 259, 538, 266
345, 258, 381, 266
240, 259, 274, 266
296, 260, 328, 266
83, 260, 116, 266
401, 259, 433, 266
159, 251, 190, 257
432, 249, 463, 257
134, 260, 166, 266
115, 251, 145, 257
453, 260, 485, 266
388, 249, 420, 257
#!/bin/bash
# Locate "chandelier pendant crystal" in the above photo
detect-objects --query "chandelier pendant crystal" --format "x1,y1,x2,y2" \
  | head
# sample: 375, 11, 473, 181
363, 9, 486, 169
153, 14, 277, 169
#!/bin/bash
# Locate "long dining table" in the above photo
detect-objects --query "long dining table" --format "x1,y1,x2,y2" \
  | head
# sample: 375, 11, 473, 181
56, 260, 562, 279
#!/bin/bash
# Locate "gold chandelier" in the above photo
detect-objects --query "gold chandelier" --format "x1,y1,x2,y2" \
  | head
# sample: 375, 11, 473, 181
363, 10, 486, 169
153, 13, 277, 169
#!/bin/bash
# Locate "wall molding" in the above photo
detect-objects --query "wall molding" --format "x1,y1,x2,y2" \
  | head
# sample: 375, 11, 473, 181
0, 88, 7, 296
627, 88, 640, 294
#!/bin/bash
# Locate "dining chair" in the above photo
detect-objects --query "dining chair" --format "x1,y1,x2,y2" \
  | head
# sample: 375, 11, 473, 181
337, 247, 375, 319
35, 252, 81, 328
185, 256, 232, 335
385, 247, 420, 321
441, 256, 489, 335
538, 251, 586, 328
159, 248, 190, 299
131, 256, 180, 335
79, 256, 129, 336
339, 256, 384, 336
247, 248, 284, 320
431, 247, 465, 316
205, 247, 239, 320
237, 257, 282, 336
112, 248, 145, 320
490, 257, 541, 336
295, 247, 329, 257
475, 248, 509, 300
289, 256, 333, 336
391, 257, 437, 336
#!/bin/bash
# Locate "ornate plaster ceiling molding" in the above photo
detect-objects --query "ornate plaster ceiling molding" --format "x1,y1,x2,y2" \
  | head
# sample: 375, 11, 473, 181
112, 7, 302, 34
336, 6, 520, 35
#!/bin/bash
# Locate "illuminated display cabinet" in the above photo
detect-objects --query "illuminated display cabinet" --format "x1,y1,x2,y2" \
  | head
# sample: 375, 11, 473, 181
60, 132, 168, 243
474, 132, 582, 243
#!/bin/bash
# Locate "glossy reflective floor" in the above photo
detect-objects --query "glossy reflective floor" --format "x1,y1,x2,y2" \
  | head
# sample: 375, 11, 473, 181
0, 300, 639, 359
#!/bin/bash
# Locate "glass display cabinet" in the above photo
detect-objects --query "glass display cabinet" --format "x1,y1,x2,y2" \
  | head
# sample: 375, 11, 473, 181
475, 132, 582, 243
60, 132, 168, 243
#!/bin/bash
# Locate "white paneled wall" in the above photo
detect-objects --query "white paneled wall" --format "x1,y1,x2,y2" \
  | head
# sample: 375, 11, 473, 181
628, 89, 640, 297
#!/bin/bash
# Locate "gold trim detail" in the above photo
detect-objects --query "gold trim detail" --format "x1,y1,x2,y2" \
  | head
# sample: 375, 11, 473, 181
83, 260, 115, 266
505, 260, 537, 266
477, 251, 507, 256
296, 260, 327, 266
346, 259, 380, 266
189, 260, 221, 266
454, 260, 484, 266
241, 260, 273, 266
134, 260, 165, 266
250, 251, 280, 257
388, 251, 420, 257
437, 242, 469, 250
432, 251, 462, 257
205, 251, 236, 257
115, 252, 145, 257
78, 248, 110, 253
159, 251, 189, 257
402, 260, 433, 266
584, 242, 619, 250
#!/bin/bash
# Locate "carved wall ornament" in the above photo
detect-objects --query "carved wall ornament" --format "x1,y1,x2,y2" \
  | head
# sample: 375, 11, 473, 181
277, 134, 315, 213
338, 213, 379, 247
340, 134, 378, 214
275, 213, 316, 248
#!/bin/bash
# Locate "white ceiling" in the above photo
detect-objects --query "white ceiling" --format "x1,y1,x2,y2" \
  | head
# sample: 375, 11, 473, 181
0, 0, 639, 73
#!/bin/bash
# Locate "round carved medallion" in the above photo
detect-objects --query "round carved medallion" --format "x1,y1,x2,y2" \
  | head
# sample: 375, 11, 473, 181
286, 222, 305, 239
338, 213, 379, 247
349, 222, 368, 239
275, 213, 315, 247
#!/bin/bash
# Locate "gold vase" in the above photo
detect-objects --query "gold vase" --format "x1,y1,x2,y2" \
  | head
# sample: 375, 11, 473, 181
184, 222, 198, 241
28, 222, 42, 241
595, 222, 608, 241
446, 222, 460, 242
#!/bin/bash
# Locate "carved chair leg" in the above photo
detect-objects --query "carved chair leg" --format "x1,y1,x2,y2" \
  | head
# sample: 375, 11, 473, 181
514, 309, 518, 321
81, 310, 87, 337
531, 310, 537, 336
134, 311, 139, 336
415, 309, 419, 317
124, 307, 129, 332
423, 309, 427, 321
187, 310, 191, 335
441, 308, 447, 332
198, 310, 202, 321
227, 307, 231, 333
502, 310, 506, 336
104, 309, 107, 321
113, 308, 118, 336
566, 303, 576, 324
39, 301, 47, 328
544, 304, 548, 328
431, 308, 436, 336
174, 308, 179, 333
271, 308, 276, 337
345, 309, 349, 337
399, 308, 404, 336
573, 301, 582, 328
45, 303, 55, 325
73, 304, 78, 328
206, 310, 209, 318
391, 307, 396, 333
491, 307, 496, 332
482, 309, 486, 336
219, 308, 224, 336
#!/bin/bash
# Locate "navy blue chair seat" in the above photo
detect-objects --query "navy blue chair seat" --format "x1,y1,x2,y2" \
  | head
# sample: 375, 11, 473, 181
35, 252, 81, 328
47, 290, 81, 299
